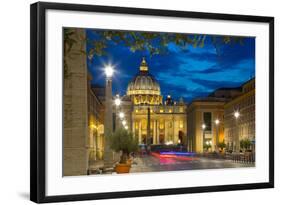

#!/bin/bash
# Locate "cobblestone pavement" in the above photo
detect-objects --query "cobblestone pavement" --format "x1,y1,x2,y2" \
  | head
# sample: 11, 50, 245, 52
130, 155, 255, 173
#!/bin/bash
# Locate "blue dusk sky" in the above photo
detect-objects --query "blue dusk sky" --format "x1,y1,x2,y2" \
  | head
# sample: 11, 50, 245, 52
86, 29, 255, 102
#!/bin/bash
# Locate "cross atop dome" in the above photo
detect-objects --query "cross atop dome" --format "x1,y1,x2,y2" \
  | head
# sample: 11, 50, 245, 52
139, 57, 148, 72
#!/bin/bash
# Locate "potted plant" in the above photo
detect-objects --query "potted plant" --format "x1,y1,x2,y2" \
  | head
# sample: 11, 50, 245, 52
240, 138, 251, 152
203, 143, 211, 154
109, 128, 138, 174
217, 140, 226, 153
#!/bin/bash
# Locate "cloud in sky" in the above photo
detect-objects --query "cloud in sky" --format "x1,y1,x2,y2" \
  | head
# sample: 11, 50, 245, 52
86, 29, 255, 102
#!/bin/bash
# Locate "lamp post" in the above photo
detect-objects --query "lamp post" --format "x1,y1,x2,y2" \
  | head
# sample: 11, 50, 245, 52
119, 112, 124, 119
234, 111, 240, 152
103, 65, 114, 170
114, 95, 121, 107
122, 120, 127, 126
202, 124, 206, 152
215, 119, 220, 152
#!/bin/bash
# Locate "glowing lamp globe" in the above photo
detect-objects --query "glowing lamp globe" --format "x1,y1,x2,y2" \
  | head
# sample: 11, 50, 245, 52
234, 111, 240, 119
202, 124, 206, 130
122, 120, 127, 126
114, 98, 121, 106
215, 119, 220, 125
104, 65, 114, 78
119, 112, 125, 119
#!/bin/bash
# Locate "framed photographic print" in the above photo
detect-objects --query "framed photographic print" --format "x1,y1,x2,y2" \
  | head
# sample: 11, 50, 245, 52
30, 2, 274, 203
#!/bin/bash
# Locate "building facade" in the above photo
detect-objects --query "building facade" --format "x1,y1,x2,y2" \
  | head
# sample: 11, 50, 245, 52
116, 58, 188, 146
187, 100, 225, 153
87, 73, 105, 165
186, 88, 242, 153
224, 78, 255, 152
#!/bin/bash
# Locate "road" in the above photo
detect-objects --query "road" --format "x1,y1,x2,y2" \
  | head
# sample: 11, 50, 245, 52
130, 154, 254, 173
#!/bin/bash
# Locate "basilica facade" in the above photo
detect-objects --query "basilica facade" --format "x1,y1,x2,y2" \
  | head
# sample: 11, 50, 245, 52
115, 58, 188, 146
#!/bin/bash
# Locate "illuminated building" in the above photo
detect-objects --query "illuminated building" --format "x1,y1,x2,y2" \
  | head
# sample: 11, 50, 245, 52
116, 58, 188, 145
187, 99, 225, 152
187, 88, 242, 153
224, 78, 255, 152
87, 73, 105, 164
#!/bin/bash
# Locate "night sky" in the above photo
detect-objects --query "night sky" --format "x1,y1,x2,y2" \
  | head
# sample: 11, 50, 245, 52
86, 29, 255, 103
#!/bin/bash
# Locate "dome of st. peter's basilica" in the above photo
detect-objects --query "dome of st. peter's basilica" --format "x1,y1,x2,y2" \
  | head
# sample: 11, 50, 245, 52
127, 58, 163, 105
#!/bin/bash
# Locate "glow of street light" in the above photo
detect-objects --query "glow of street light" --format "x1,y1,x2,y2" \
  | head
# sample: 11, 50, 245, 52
202, 124, 206, 130
122, 120, 127, 126
215, 119, 220, 125
119, 112, 124, 119
234, 111, 240, 119
104, 65, 114, 78
114, 98, 121, 106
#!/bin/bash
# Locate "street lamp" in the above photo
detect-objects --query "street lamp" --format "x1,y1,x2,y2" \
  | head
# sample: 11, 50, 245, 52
104, 65, 114, 78
122, 120, 127, 126
103, 64, 114, 170
215, 119, 220, 125
234, 111, 240, 152
215, 119, 220, 152
202, 124, 206, 130
119, 112, 124, 119
202, 124, 206, 152
114, 95, 121, 107
234, 111, 240, 119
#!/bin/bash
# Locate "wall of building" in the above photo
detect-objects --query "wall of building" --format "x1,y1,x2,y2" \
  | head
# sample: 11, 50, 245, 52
87, 75, 105, 165
224, 79, 255, 152
187, 102, 225, 153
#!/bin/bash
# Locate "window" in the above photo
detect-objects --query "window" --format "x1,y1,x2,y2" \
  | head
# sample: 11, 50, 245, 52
203, 112, 212, 131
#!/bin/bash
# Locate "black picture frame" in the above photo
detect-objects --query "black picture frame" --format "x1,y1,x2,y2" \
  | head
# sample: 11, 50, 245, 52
30, 2, 274, 203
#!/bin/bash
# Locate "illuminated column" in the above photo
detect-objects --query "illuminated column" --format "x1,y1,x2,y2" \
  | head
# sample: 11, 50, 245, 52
147, 107, 151, 145
164, 120, 169, 142
173, 120, 178, 144
156, 120, 160, 144
103, 66, 114, 169
132, 121, 135, 137
138, 121, 142, 144
153, 120, 156, 144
